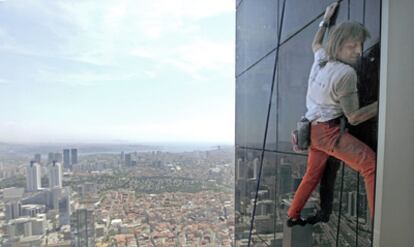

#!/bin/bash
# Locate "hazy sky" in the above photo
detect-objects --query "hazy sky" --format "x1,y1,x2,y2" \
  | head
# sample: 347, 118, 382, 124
0, 0, 235, 144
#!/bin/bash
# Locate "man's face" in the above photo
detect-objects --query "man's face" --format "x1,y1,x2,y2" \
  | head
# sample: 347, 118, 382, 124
337, 39, 362, 66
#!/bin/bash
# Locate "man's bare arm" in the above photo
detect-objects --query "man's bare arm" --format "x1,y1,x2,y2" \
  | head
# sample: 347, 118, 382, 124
312, 2, 339, 53
312, 25, 327, 53
340, 94, 378, 125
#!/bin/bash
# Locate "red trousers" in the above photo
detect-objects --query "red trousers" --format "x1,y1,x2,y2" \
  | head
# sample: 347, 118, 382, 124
288, 121, 376, 219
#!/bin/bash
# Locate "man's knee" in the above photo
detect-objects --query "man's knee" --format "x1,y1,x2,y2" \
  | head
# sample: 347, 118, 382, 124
360, 150, 376, 178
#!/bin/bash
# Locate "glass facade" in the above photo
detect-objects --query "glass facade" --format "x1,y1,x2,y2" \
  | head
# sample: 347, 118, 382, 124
235, 0, 381, 246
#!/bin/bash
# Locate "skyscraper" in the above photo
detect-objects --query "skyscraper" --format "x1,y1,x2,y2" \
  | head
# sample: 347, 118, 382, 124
47, 152, 55, 164
26, 161, 41, 192
125, 153, 132, 167
235, 0, 384, 245
5, 200, 22, 220
252, 157, 259, 179
71, 148, 78, 165
63, 149, 70, 169
59, 187, 71, 226
278, 162, 292, 196
347, 191, 358, 217
55, 152, 63, 163
48, 161, 62, 188
71, 208, 96, 247
34, 154, 41, 163
120, 151, 125, 162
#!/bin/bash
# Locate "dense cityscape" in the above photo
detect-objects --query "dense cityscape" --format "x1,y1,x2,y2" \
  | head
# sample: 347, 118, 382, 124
0, 144, 235, 246
234, 151, 373, 247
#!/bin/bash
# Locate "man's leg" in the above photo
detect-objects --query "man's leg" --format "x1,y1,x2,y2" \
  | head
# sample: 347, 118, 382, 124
320, 157, 341, 214
328, 132, 376, 218
287, 146, 329, 220
307, 157, 341, 224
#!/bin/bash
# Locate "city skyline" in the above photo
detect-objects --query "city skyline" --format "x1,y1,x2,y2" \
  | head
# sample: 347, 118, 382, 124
0, 0, 235, 144
0, 146, 235, 246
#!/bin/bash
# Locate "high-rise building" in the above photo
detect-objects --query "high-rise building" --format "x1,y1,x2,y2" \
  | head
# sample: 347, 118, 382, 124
26, 161, 41, 192
63, 149, 71, 169
71, 208, 96, 247
125, 153, 132, 167
347, 191, 357, 217
120, 151, 125, 162
278, 161, 292, 196
5, 200, 22, 220
47, 152, 55, 164
231, 0, 414, 246
33, 154, 41, 163
7, 217, 32, 238
6, 215, 47, 239
71, 148, 78, 165
48, 161, 62, 188
21, 204, 46, 218
251, 157, 259, 179
63, 148, 78, 169
59, 187, 71, 226
282, 224, 313, 247
236, 158, 243, 180
55, 152, 63, 163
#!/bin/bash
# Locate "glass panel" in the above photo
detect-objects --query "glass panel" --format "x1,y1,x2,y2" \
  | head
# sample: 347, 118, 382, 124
330, 165, 358, 247
353, 43, 380, 150
236, 0, 242, 8
364, 0, 381, 49
351, 43, 379, 246
329, 166, 373, 247
277, 22, 316, 153
236, 0, 279, 75
235, 150, 309, 246
236, 51, 276, 150
235, 148, 276, 245
235, 0, 381, 246
265, 84, 277, 151
275, 153, 310, 247
333, 44, 380, 246
251, 151, 278, 246
356, 174, 372, 247
350, 0, 364, 23
281, 0, 349, 42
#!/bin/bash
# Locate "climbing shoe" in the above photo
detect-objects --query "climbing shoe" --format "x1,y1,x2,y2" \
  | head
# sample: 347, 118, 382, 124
305, 211, 330, 225
286, 217, 307, 227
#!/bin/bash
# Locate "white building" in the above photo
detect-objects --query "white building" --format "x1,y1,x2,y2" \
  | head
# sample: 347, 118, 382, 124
7, 217, 32, 238
26, 162, 41, 192
48, 161, 62, 188
7, 215, 47, 238
31, 214, 47, 235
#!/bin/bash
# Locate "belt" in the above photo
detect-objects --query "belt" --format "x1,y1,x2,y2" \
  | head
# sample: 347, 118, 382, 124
311, 117, 341, 127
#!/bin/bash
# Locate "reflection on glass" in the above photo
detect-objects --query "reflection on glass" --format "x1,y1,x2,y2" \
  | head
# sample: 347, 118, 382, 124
236, 51, 276, 150
236, 0, 279, 75
277, 21, 316, 153
281, 0, 350, 42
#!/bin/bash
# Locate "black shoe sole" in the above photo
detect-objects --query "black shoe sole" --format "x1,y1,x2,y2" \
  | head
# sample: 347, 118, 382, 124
287, 218, 307, 227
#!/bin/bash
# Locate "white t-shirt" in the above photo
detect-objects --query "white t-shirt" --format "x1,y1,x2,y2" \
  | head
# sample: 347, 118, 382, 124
305, 48, 358, 122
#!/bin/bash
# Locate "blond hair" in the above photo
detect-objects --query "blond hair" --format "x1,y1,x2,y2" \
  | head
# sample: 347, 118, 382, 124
326, 21, 371, 60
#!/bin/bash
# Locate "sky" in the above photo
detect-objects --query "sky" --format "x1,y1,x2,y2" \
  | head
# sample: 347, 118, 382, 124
0, 0, 235, 144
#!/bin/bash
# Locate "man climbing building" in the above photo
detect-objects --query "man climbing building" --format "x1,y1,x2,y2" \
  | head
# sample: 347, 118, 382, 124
287, 1, 378, 227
